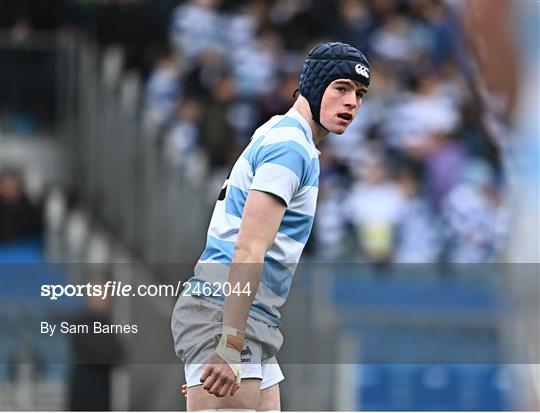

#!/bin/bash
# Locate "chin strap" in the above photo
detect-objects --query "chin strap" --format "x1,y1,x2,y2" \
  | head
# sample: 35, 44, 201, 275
313, 115, 329, 133
215, 326, 245, 384
310, 103, 329, 133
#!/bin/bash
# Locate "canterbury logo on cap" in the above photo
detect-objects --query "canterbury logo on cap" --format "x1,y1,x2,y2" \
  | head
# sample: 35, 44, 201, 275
355, 64, 370, 78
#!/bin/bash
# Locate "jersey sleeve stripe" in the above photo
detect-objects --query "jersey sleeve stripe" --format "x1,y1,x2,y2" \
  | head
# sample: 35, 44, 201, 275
225, 184, 248, 219
267, 232, 305, 264
288, 185, 319, 214
278, 209, 314, 245
260, 254, 294, 297
250, 163, 300, 206
254, 141, 310, 180
303, 162, 319, 188
228, 157, 253, 193
200, 236, 293, 298
261, 127, 314, 156
200, 235, 235, 263
242, 135, 265, 166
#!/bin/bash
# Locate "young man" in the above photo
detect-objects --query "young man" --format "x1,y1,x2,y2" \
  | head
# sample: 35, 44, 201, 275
171, 42, 370, 411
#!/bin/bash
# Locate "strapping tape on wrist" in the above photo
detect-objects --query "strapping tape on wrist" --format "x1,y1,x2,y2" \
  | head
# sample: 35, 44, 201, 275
215, 326, 245, 384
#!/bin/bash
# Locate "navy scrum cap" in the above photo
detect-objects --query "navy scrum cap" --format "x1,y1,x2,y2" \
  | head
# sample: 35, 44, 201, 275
299, 42, 370, 125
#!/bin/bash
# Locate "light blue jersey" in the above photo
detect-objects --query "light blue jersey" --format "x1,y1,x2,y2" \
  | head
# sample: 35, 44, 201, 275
187, 108, 320, 325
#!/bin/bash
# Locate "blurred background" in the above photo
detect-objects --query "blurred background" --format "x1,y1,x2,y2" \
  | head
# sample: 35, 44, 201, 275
0, 0, 538, 411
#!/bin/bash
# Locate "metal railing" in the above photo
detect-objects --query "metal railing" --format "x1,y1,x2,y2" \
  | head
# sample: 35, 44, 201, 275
73, 44, 211, 279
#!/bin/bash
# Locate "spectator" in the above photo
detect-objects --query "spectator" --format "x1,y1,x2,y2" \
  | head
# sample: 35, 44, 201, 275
225, 0, 268, 50
346, 156, 404, 264
182, 51, 227, 98
424, 131, 467, 210
408, 0, 456, 70
163, 96, 205, 177
0, 170, 43, 244
169, 0, 224, 65
394, 168, 440, 263
268, 0, 318, 51
311, 149, 351, 259
369, 13, 419, 71
441, 159, 503, 263
330, 0, 373, 53
142, 49, 181, 139
228, 27, 281, 99
381, 71, 461, 156
198, 71, 237, 174
257, 72, 298, 126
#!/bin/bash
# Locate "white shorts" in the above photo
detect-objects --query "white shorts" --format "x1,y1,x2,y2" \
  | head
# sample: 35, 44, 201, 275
184, 357, 284, 390
171, 295, 284, 390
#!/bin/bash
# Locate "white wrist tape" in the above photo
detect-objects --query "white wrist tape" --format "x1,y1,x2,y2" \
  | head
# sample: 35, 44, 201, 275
215, 326, 245, 384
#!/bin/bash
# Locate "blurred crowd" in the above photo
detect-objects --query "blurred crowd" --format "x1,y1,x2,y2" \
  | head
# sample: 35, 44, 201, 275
140, 0, 508, 265
0, 0, 509, 265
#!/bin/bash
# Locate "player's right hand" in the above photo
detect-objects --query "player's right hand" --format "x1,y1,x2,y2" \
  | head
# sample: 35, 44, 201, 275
200, 351, 241, 397
181, 384, 187, 399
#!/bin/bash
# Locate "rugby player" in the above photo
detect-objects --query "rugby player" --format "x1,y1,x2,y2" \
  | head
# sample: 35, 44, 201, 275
171, 42, 370, 411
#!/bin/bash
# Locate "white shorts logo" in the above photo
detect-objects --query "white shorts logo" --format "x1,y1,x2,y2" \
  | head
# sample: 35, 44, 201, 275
355, 64, 370, 79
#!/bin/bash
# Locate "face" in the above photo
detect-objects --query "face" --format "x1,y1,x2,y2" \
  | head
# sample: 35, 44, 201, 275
319, 79, 367, 134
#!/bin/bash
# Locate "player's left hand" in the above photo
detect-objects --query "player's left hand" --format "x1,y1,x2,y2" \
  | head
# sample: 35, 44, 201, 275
200, 351, 241, 397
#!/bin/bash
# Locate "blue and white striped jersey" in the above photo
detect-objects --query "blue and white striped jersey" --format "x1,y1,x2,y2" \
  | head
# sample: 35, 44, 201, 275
187, 108, 320, 325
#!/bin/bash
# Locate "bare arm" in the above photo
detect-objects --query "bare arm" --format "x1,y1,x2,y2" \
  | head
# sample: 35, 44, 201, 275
223, 189, 286, 330
200, 189, 286, 397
